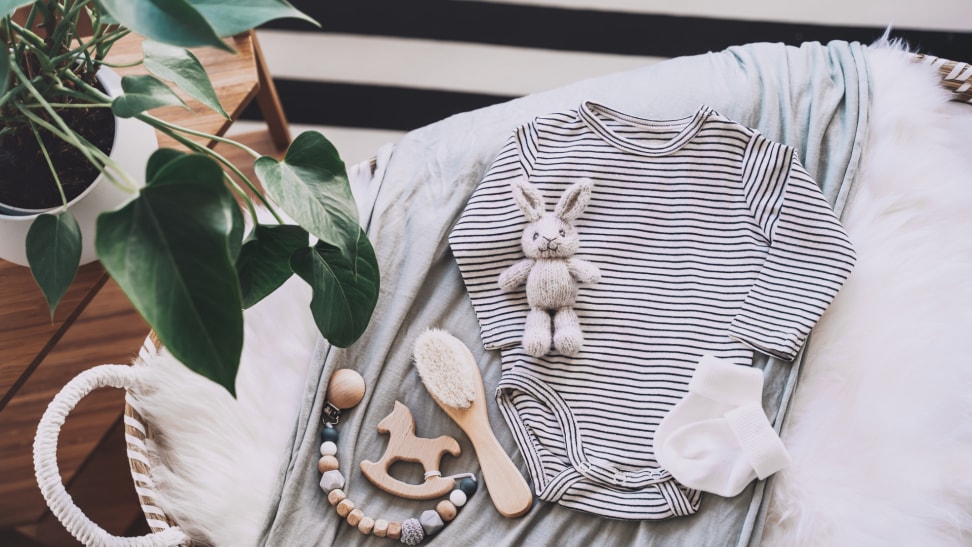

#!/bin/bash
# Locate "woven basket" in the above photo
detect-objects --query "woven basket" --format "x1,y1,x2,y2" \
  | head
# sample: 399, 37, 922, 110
34, 363, 190, 546
913, 53, 972, 104
124, 397, 183, 536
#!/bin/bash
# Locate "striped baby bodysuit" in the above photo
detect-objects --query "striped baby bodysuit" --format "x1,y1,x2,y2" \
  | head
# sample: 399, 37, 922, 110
448, 101, 856, 520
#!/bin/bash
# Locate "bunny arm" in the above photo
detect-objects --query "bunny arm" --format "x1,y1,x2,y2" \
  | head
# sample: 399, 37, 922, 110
498, 258, 535, 291
567, 257, 601, 284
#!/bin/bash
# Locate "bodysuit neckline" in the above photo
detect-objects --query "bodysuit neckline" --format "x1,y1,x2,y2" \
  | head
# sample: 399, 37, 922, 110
579, 101, 713, 157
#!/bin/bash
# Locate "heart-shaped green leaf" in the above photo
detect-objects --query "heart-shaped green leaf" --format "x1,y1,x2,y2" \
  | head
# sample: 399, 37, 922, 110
0, 1, 30, 19
236, 224, 308, 309
145, 147, 243, 258
95, 0, 231, 51
26, 212, 82, 317
254, 131, 360, 267
146, 148, 188, 181
96, 152, 243, 396
187, 0, 317, 37
112, 75, 188, 118
290, 228, 379, 348
143, 40, 230, 119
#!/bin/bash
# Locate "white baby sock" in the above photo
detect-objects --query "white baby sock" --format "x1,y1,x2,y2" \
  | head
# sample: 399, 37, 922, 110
654, 355, 791, 497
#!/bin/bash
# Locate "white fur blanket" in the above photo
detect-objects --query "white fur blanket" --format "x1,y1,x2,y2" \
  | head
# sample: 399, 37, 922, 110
128, 44, 972, 546
762, 46, 972, 546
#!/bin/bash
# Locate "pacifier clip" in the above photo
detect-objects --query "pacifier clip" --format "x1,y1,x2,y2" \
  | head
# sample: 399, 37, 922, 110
317, 369, 479, 545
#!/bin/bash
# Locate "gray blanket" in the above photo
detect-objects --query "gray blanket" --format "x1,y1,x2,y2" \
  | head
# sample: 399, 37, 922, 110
262, 40, 870, 546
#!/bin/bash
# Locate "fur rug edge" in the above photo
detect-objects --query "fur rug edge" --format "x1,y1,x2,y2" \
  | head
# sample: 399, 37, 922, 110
130, 276, 318, 546
762, 41, 972, 546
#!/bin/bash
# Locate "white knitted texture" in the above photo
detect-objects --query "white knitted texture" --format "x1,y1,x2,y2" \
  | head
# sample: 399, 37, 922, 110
399, 518, 425, 545
497, 178, 600, 357
654, 355, 790, 497
33, 364, 189, 547
413, 329, 476, 409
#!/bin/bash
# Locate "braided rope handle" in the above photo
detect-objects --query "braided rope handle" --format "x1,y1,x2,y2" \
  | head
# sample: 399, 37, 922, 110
33, 364, 189, 547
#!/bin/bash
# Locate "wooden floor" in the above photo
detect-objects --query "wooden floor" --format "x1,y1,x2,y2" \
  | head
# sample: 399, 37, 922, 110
0, 130, 284, 546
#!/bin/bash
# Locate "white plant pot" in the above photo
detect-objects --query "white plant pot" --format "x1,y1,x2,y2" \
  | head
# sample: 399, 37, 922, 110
0, 68, 158, 267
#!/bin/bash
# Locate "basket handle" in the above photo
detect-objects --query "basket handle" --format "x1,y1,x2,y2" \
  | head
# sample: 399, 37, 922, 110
33, 364, 189, 547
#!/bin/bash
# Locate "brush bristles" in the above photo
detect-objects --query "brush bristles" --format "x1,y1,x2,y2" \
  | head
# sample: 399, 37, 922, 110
413, 329, 477, 409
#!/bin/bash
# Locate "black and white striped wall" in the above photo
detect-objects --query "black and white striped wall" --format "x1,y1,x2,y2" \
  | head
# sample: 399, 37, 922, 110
237, 0, 972, 165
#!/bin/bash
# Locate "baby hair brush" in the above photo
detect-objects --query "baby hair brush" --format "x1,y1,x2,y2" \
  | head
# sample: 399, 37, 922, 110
413, 329, 533, 518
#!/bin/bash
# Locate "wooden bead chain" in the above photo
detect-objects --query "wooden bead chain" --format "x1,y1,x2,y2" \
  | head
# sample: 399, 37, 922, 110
319, 369, 477, 545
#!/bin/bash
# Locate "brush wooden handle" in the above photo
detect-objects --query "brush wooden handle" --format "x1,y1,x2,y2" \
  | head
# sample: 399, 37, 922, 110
463, 412, 534, 518
413, 329, 534, 518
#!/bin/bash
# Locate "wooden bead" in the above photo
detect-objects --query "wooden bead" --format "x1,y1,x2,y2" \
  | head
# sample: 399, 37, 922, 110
346, 508, 364, 527
317, 455, 339, 473
326, 369, 366, 410
327, 489, 346, 506
436, 500, 457, 522
336, 498, 355, 517
373, 519, 389, 537
358, 516, 375, 535
386, 521, 402, 540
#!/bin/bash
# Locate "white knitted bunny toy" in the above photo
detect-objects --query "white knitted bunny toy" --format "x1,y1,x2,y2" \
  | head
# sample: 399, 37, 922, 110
498, 178, 600, 357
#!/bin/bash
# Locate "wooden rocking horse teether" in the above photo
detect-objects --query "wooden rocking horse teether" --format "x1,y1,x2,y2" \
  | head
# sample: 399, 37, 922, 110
318, 369, 480, 544
361, 401, 462, 500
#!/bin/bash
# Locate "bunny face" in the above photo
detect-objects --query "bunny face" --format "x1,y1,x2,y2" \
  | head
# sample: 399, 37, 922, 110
510, 178, 594, 260
521, 215, 580, 258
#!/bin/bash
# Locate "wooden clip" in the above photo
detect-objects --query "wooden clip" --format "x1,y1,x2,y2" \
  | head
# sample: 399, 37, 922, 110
360, 401, 461, 500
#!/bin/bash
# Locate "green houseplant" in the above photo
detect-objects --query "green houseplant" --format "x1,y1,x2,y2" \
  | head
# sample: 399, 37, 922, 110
0, 0, 381, 395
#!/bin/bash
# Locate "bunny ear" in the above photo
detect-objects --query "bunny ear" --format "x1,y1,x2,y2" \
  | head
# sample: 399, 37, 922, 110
554, 179, 593, 222
511, 178, 546, 222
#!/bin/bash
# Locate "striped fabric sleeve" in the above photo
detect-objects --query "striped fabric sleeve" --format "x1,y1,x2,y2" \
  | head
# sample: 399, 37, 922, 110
449, 129, 535, 349
730, 139, 857, 360
515, 122, 540, 179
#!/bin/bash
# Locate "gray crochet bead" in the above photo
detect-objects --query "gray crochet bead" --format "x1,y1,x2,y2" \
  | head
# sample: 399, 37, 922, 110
419, 509, 444, 536
319, 469, 345, 492
399, 518, 425, 545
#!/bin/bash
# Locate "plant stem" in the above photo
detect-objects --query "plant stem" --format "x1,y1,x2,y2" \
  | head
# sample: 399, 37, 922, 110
20, 105, 138, 194
8, 21, 46, 52
49, 1, 87, 64
15, 102, 101, 167
50, 27, 129, 67
0, 83, 31, 109
137, 113, 285, 224
50, 84, 95, 102
97, 58, 143, 69
55, 46, 281, 224
14, 102, 137, 193
26, 102, 113, 108
147, 120, 282, 224
59, 67, 109, 100
142, 112, 263, 159
27, 121, 69, 210
221, 172, 261, 226
32, 103, 111, 108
